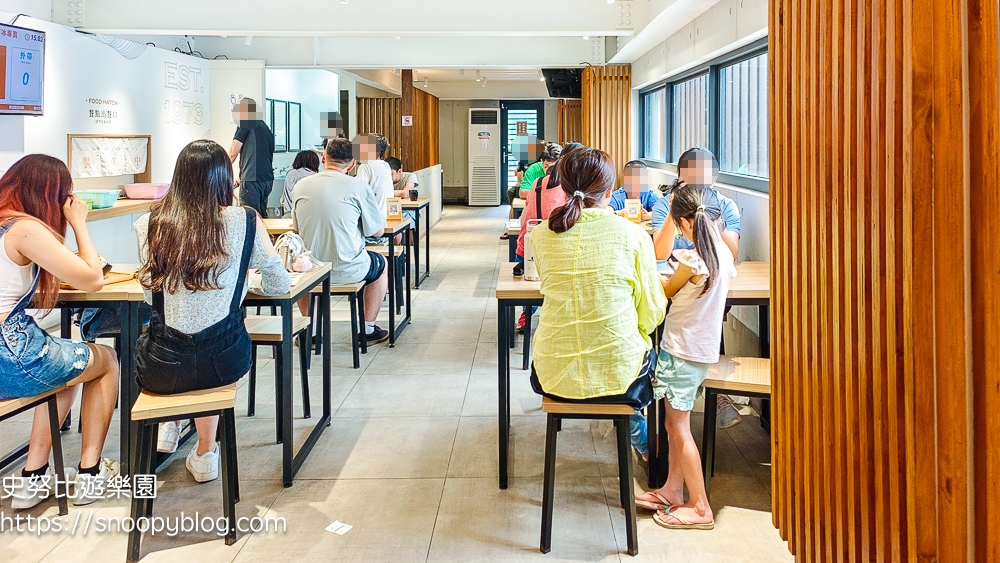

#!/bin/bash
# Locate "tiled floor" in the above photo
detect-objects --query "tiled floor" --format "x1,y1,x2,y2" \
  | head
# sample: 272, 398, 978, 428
0, 205, 792, 562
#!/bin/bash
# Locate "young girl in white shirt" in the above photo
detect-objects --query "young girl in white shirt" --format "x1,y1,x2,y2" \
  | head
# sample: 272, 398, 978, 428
635, 183, 736, 530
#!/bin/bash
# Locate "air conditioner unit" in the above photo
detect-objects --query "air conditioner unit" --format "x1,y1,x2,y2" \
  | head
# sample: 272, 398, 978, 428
468, 108, 501, 206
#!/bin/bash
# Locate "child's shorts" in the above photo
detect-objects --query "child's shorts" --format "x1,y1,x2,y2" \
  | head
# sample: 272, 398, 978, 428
653, 349, 709, 412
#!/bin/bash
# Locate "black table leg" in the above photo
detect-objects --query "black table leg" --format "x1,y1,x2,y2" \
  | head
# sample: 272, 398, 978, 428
412, 209, 421, 289
321, 276, 332, 426
424, 207, 430, 282
120, 301, 140, 476
497, 301, 509, 489
522, 307, 531, 371
280, 301, 294, 487
702, 390, 719, 498
387, 234, 397, 347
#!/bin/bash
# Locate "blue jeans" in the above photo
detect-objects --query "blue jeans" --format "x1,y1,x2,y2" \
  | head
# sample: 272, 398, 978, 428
630, 413, 648, 458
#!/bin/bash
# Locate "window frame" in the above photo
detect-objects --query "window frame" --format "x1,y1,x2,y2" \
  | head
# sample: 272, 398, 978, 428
639, 38, 769, 193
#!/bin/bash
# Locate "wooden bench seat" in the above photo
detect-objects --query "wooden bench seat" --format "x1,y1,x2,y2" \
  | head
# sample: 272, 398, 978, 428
541, 397, 634, 416
700, 356, 772, 497
245, 315, 311, 343
310, 281, 365, 294
131, 384, 237, 421
0, 386, 70, 515
0, 385, 66, 418
365, 245, 406, 257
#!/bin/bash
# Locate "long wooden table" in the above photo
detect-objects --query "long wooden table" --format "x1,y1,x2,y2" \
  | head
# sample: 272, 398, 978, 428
402, 199, 432, 288
57, 264, 334, 487
493, 261, 771, 489
86, 199, 156, 222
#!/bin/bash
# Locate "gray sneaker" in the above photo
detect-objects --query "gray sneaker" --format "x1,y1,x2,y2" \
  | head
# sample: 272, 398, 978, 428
73, 458, 120, 506
9, 466, 78, 510
716, 395, 744, 429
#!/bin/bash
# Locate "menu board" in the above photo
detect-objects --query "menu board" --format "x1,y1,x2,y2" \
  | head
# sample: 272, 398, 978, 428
0, 23, 44, 115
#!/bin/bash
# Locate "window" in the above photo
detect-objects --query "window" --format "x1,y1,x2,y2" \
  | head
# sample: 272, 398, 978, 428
719, 52, 768, 178
638, 38, 769, 192
671, 74, 709, 163
641, 87, 667, 162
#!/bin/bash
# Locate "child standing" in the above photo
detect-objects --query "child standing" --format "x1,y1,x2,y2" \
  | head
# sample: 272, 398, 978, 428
635, 184, 736, 530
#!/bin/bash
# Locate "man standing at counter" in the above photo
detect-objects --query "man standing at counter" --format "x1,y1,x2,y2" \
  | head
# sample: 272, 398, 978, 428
228, 98, 275, 217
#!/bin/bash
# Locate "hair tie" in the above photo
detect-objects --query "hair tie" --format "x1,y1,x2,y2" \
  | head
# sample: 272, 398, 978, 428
573, 191, 586, 200
696, 204, 706, 212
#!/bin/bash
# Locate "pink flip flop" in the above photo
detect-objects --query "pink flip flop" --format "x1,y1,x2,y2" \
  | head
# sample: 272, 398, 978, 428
653, 508, 715, 530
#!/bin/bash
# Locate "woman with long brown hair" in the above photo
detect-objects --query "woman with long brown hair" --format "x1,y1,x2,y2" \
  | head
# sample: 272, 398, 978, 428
135, 139, 289, 483
527, 147, 667, 458
0, 154, 121, 509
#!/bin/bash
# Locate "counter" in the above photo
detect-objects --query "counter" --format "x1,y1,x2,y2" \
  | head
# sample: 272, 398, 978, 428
86, 199, 156, 222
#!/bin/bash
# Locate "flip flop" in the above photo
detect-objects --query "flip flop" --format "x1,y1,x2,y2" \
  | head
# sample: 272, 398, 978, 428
653, 508, 715, 530
500, 233, 509, 240
634, 491, 673, 511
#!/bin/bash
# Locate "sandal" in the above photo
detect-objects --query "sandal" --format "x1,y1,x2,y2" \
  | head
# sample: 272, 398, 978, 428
635, 491, 673, 511
653, 508, 715, 530
500, 233, 509, 240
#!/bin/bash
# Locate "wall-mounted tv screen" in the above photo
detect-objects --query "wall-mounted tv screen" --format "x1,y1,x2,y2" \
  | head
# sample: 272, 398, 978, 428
0, 24, 44, 115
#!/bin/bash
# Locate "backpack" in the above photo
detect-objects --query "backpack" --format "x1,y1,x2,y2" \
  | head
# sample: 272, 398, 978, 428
274, 231, 321, 272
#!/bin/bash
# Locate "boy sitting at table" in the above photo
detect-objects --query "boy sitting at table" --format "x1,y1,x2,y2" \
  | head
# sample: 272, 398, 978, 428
609, 161, 660, 221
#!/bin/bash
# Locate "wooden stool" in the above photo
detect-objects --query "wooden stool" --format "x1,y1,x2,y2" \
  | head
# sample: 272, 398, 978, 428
540, 397, 638, 556
245, 315, 312, 427
701, 356, 772, 496
0, 387, 69, 515
308, 281, 367, 369
127, 384, 239, 562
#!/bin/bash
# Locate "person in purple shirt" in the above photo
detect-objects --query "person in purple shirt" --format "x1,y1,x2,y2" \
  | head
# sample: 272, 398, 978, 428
609, 161, 660, 220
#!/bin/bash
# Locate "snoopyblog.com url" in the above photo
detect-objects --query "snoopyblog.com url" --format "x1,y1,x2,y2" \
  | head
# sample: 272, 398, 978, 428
1, 511, 286, 536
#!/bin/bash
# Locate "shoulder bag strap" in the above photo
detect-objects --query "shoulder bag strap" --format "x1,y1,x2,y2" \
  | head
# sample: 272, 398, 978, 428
228, 207, 257, 311
534, 177, 544, 219
144, 211, 167, 319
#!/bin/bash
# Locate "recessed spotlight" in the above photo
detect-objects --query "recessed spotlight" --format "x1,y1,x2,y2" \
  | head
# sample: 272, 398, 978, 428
583, 35, 590, 40
424, 78, 429, 88
340, 0, 349, 4
607, 0, 615, 3
244, 36, 253, 46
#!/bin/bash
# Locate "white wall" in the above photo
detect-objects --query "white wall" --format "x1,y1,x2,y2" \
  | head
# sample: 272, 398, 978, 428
0, 3, 50, 21
208, 59, 264, 155
265, 68, 340, 156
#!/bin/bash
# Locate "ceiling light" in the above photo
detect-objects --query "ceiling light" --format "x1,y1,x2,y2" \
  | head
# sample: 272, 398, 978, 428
244, 35, 253, 46
340, 0, 349, 4
539, 71, 546, 82
482, 77, 488, 87
423, 78, 429, 88
608, 0, 615, 3
475, 70, 481, 82
583, 35, 590, 40
396, 36, 401, 40
459, 69, 465, 75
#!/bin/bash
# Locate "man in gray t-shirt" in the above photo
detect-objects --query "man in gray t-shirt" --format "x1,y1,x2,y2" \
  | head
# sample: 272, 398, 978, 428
292, 138, 389, 344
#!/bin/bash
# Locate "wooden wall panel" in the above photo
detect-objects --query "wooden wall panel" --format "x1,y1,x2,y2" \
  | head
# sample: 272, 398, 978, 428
770, 0, 1000, 562
357, 88, 438, 171
356, 97, 402, 160
557, 99, 582, 143
581, 65, 631, 180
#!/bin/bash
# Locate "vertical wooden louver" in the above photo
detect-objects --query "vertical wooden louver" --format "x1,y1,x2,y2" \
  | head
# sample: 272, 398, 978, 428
581, 65, 631, 179
769, 0, 1000, 562
557, 99, 582, 144
357, 88, 439, 171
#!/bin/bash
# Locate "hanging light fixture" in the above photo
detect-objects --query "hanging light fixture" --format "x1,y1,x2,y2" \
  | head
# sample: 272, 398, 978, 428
475, 70, 481, 82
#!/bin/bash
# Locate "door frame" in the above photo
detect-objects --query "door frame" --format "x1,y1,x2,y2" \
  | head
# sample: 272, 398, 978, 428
500, 100, 546, 203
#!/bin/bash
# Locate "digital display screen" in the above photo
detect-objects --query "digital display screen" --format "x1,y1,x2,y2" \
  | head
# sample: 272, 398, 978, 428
0, 24, 44, 115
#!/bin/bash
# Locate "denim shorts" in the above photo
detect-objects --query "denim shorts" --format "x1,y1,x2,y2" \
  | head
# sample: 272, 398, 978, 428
0, 311, 91, 400
655, 349, 709, 411
361, 250, 386, 287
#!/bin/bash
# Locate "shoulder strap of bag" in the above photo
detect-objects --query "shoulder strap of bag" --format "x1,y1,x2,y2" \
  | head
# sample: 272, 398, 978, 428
228, 207, 257, 311
146, 211, 167, 318
534, 176, 544, 219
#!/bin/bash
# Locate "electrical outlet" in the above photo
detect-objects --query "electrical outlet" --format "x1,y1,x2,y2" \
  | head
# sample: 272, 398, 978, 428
54, 0, 85, 27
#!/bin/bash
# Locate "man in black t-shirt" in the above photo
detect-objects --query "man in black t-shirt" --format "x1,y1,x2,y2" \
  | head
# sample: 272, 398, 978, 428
228, 98, 275, 217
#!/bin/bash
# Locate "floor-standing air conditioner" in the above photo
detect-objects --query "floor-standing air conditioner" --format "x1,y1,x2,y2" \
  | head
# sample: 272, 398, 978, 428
468, 108, 501, 206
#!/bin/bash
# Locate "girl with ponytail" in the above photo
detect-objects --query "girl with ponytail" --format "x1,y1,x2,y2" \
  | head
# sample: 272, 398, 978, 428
634, 183, 737, 531
527, 147, 667, 470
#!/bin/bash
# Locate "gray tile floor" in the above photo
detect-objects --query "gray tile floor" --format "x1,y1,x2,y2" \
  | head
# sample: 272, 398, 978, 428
0, 206, 792, 562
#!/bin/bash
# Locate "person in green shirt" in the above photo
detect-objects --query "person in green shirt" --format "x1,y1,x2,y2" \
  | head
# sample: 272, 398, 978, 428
528, 147, 667, 457
518, 142, 562, 199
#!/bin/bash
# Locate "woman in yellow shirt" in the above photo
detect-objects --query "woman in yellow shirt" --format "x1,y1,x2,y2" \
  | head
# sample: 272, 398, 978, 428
528, 148, 667, 454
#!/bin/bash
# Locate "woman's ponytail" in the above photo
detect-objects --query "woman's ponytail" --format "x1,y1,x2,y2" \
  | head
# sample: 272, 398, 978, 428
690, 205, 720, 296
546, 148, 617, 234
548, 190, 586, 233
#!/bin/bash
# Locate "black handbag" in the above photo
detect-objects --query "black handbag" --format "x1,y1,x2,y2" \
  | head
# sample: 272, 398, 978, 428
136, 208, 256, 395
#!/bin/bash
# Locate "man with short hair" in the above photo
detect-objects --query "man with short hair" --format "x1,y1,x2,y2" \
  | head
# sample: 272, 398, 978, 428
228, 98, 275, 217
292, 138, 390, 344
385, 156, 419, 198
518, 141, 562, 199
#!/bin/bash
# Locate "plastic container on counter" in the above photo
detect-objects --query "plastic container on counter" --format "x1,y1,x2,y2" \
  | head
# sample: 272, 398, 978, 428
75, 189, 121, 209
121, 183, 169, 199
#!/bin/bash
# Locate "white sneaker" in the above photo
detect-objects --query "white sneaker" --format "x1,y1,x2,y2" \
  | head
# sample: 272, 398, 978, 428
9, 466, 78, 510
73, 458, 120, 506
157, 421, 180, 453
185, 443, 220, 483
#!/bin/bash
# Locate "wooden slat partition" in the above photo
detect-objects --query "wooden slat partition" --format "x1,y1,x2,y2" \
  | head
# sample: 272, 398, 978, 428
356, 97, 402, 160
770, 0, 1000, 562
557, 99, 582, 143
581, 65, 631, 179
411, 87, 440, 171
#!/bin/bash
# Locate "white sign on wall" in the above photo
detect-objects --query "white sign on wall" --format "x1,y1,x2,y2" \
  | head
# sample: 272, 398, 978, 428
17, 18, 211, 184
402, 115, 413, 126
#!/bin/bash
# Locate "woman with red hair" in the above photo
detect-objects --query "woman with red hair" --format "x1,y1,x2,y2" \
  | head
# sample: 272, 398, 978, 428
0, 154, 120, 510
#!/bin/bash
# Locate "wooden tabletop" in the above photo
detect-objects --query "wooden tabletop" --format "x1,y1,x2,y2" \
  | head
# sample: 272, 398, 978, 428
507, 219, 521, 236
60, 263, 333, 304
401, 198, 430, 209
87, 199, 155, 222
385, 218, 412, 234
704, 356, 772, 393
495, 261, 771, 301
512, 198, 526, 209
263, 218, 294, 235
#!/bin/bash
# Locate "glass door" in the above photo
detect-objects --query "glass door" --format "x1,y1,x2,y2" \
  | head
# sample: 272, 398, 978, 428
500, 100, 545, 203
